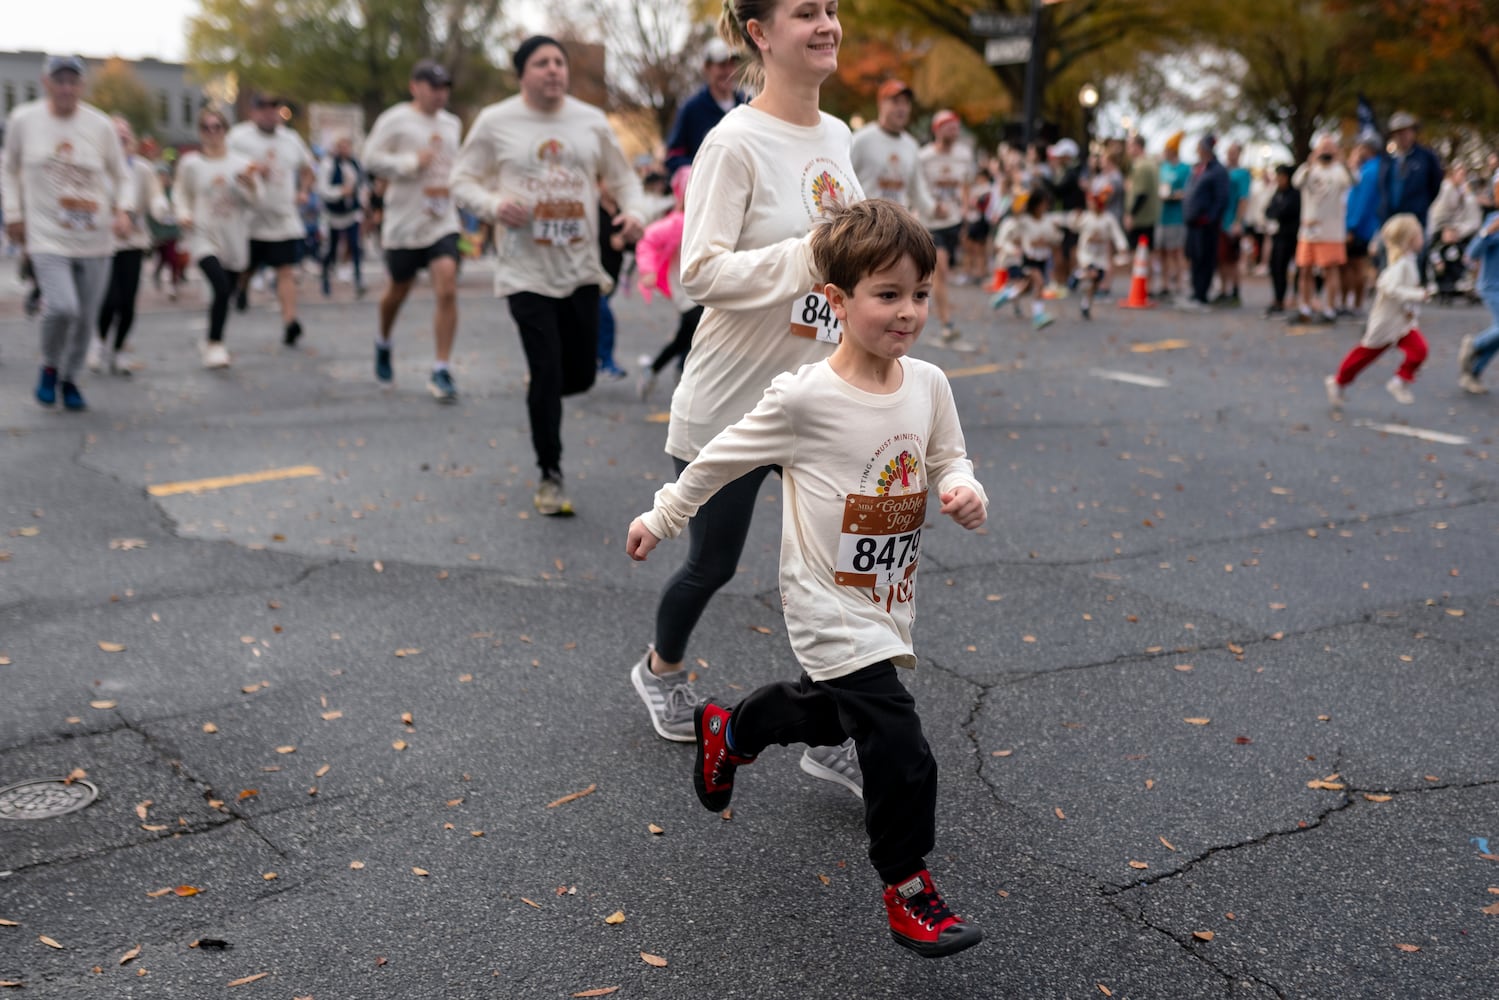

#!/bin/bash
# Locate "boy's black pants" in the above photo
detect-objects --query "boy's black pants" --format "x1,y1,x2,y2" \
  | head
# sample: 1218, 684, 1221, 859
729, 659, 937, 885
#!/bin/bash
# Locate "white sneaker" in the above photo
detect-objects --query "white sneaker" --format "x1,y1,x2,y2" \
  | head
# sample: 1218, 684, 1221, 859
1323, 374, 1344, 407
201, 341, 231, 369
1458, 334, 1477, 376
1459, 373, 1487, 394
629, 647, 700, 742
799, 739, 863, 799
1386, 376, 1414, 405
636, 354, 657, 402
85, 337, 105, 373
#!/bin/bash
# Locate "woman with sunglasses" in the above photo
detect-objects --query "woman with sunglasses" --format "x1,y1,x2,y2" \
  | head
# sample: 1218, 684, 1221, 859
174, 108, 259, 368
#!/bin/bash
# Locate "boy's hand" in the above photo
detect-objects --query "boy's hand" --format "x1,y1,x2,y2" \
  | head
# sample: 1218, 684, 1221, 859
626, 518, 660, 561
939, 487, 986, 530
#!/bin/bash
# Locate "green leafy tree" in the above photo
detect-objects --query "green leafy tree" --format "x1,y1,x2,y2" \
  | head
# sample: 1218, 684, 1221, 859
187, 0, 509, 126
89, 57, 157, 135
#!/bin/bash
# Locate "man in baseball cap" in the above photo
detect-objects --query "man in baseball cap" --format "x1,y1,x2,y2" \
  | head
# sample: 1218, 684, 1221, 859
663, 37, 746, 174
919, 109, 976, 345
850, 79, 932, 219
410, 59, 452, 88
1380, 110, 1443, 240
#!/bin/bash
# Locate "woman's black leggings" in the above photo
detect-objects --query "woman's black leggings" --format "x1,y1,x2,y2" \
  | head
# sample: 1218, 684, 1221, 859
97, 248, 144, 350
653, 458, 775, 663
199, 256, 241, 343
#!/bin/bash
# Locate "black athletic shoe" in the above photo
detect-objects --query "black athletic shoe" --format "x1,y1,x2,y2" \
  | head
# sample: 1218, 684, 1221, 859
283, 320, 303, 347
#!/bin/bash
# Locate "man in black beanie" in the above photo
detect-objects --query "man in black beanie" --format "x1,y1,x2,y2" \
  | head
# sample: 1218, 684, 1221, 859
451, 36, 647, 516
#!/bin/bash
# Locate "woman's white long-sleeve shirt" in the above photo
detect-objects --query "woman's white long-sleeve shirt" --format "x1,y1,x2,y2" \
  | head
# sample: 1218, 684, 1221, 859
641, 358, 987, 681
669, 105, 863, 461
174, 151, 258, 272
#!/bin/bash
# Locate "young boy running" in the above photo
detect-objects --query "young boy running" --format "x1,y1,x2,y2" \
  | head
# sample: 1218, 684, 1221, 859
626, 199, 988, 959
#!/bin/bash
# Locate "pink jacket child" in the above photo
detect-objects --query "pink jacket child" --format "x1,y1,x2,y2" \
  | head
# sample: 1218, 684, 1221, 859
636, 166, 692, 306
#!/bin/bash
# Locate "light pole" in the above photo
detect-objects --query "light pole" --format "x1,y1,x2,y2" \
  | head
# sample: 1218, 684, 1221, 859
1078, 83, 1099, 153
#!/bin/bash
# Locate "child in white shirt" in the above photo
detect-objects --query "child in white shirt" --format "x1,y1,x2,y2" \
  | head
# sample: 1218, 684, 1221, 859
1071, 189, 1129, 319
991, 186, 1062, 329
1325, 214, 1429, 407
627, 199, 987, 959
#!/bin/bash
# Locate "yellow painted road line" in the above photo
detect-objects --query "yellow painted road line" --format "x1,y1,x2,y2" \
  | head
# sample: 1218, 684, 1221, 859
1129, 339, 1192, 353
644, 411, 671, 423
945, 363, 1008, 378
147, 465, 323, 497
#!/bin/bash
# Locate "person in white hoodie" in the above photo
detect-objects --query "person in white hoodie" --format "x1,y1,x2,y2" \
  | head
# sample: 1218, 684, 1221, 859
90, 114, 166, 376
2, 55, 132, 410
451, 36, 646, 515
1324, 214, 1429, 407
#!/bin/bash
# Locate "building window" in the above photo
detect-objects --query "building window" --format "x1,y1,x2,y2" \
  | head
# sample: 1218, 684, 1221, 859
158, 90, 169, 122
25, 82, 37, 102
183, 93, 194, 126
4, 82, 14, 112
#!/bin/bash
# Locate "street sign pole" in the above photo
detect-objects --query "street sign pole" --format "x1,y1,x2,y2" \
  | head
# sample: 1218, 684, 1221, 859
1021, 0, 1043, 148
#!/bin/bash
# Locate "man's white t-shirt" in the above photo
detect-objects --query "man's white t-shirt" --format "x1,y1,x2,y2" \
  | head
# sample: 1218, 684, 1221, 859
227, 122, 315, 243
363, 103, 463, 250
917, 142, 974, 231
1, 99, 128, 258
850, 124, 932, 216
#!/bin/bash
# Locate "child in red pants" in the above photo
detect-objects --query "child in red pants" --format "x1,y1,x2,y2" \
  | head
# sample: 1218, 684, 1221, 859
1325, 213, 1429, 406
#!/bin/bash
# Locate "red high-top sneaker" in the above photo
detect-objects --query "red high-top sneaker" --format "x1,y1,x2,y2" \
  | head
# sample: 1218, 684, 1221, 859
883, 869, 984, 958
694, 702, 756, 811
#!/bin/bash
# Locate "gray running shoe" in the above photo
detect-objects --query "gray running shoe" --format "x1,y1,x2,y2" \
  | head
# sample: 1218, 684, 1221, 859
630, 647, 700, 742
533, 475, 573, 516
799, 738, 863, 799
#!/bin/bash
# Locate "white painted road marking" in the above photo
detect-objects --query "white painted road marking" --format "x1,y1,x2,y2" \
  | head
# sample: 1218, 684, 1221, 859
1352, 420, 1471, 446
1089, 369, 1170, 389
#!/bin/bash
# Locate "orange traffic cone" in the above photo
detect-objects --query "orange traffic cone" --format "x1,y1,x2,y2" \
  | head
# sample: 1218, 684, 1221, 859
986, 265, 1008, 293
1120, 236, 1153, 310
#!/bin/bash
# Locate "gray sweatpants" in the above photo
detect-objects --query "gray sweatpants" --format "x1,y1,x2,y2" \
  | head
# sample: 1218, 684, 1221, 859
31, 254, 111, 382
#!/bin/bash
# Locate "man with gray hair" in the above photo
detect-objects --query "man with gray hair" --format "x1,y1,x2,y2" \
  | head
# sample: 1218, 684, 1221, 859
2, 55, 131, 410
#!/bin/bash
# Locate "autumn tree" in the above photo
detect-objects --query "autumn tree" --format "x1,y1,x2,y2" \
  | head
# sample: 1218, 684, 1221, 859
89, 58, 157, 136
187, 0, 509, 126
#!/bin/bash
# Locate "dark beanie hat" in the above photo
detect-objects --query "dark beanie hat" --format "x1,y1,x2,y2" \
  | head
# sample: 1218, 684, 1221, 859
513, 35, 565, 75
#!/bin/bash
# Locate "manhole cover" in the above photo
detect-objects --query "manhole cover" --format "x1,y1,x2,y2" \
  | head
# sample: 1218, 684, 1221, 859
0, 778, 99, 820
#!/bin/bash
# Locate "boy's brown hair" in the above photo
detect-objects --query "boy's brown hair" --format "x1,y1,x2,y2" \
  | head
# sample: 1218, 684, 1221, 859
810, 198, 938, 294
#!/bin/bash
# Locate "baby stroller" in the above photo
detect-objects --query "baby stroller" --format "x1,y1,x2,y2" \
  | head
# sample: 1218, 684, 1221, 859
1427, 236, 1477, 305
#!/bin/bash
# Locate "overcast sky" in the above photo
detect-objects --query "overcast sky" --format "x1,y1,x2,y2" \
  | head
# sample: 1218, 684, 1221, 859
9, 1, 195, 62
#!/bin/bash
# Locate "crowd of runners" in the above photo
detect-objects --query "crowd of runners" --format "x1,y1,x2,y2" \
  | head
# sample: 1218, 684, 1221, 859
5, 0, 1499, 961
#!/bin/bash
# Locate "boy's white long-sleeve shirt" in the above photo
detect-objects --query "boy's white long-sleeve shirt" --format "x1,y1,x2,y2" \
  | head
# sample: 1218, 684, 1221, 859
670, 105, 863, 461
449, 95, 646, 299
362, 103, 463, 249
174, 151, 258, 272
226, 122, 314, 243
2, 100, 129, 258
1361, 253, 1424, 348
640, 358, 987, 681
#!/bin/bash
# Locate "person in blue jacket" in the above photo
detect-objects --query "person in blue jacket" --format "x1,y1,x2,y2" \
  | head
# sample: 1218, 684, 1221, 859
1182, 134, 1230, 309
1343, 134, 1384, 314
662, 39, 747, 175
1378, 111, 1443, 279
1458, 180, 1499, 394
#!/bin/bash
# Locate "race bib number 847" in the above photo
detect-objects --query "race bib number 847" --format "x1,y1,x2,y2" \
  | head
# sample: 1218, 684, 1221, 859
789, 291, 841, 344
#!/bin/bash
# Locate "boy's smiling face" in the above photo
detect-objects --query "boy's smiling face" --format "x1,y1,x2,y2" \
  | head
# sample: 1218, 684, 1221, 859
826, 254, 931, 363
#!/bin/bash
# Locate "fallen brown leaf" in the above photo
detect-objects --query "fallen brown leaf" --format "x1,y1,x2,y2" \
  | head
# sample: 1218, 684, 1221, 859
1054, 807, 1066, 820
89, 699, 117, 709
1184, 717, 1211, 726
817, 874, 831, 886
173, 886, 200, 897
97, 641, 125, 653
1394, 943, 1421, 953
391, 740, 407, 751
648, 823, 664, 835
134, 801, 152, 821
991, 749, 1013, 757
572, 989, 620, 998
521, 898, 541, 909
238, 789, 258, 800
1128, 861, 1148, 870
411, 868, 429, 877
321, 710, 343, 721
750, 625, 771, 634
1159, 836, 1176, 852
393, 648, 421, 657
1193, 930, 1215, 942
1097, 987, 1113, 997
1364, 793, 1393, 803
1481, 901, 1499, 916
275, 746, 296, 754
0, 919, 17, 926
228, 972, 269, 987
604, 911, 626, 925
315, 764, 331, 778
546, 784, 597, 809
349, 861, 365, 870
38, 935, 63, 949
640, 952, 668, 968
119, 944, 142, 965
1307, 780, 1346, 791
145, 888, 173, 898
203, 722, 219, 733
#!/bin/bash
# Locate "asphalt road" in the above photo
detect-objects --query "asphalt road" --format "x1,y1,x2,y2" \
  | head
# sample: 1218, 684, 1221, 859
1, 259, 1496, 999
